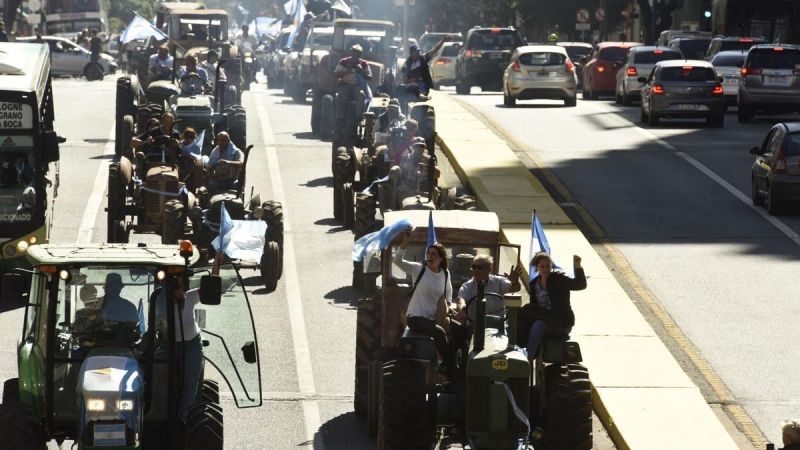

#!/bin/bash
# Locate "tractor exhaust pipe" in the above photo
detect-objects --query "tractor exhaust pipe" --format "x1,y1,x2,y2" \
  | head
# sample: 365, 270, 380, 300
474, 280, 486, 351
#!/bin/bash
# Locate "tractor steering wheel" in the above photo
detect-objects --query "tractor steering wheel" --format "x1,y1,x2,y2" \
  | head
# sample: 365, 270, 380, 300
180, 72, 205, 95
208, 160, 239, 182
464, 292, 506, 325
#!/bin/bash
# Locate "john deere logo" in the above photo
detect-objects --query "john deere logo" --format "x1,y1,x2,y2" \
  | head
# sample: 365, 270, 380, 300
492, 359, 508, 370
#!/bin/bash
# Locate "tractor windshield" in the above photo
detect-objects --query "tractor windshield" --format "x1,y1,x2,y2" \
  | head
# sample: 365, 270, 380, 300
0, 137, 38, 223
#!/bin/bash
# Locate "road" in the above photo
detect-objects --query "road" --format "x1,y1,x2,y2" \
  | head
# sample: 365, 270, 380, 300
0, 75, 616, 449
448, 86, 800, 446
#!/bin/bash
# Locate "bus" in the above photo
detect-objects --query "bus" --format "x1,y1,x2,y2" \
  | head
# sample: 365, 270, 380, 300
44, 0, 108, 38
0, 42, 62, 275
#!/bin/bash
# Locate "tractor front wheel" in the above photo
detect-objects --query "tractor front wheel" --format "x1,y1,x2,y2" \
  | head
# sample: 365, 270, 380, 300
186, 401, 224, 450
342, 183, 355, 229
544, 363, 593, 450
321, 94, 334, 140
261, 201, 284, 279
162, 199, 186, 245
107, 163, 127, 243
354, 192, 377, 239
378, 359, 431, 450
0, 401, 46, 450
260, 241, 280, 294
2, 378, 19, 403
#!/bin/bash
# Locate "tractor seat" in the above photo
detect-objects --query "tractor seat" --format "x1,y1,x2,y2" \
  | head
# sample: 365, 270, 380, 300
397, 326, 437, 361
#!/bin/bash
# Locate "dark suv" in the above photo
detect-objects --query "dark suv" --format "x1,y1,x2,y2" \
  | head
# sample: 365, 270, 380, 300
455, 27, 526, 94
738, 44, 800, 123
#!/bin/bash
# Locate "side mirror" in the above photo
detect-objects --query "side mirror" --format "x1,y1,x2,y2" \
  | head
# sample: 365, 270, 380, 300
1, 273, 26, 304
241, 341, 257, 363
749, 146, 764, 155
637, 76, 647, 83
199, 275, 222, 305
613, 61, 622, 69
718, 76, 725, 83
43, 131, 61, 163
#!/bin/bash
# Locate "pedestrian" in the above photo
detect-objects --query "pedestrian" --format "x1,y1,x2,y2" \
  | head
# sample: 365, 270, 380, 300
89, 29, 101, 68
779, 419, 800, 450
393, 229, 466, 379
401, 35, 451, 96
454, 254, 523, 325
334, 44, 371, 127
0, 21, 9, 43
518, 252, 586, 359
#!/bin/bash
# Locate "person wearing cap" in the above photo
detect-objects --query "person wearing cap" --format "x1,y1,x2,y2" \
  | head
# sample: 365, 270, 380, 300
397, 137, 440, 201
402, 35, 452, 95
334, 44, 372, 126
0, 21, 8, 43
236, 25, 258, 49
200, 49, 226, 91
148, 44, 174, 83
375, 98, 407, 136
177, 54, 210, 95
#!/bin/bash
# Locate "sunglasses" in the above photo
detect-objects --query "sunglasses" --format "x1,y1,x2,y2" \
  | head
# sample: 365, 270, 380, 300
471, 264, 488, 270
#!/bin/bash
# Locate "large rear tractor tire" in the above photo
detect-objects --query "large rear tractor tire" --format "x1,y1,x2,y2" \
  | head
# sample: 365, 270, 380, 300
321, 94, 334, 140
162, 199, 186, 245
311, 91, 322, 134
260, 241, 280, 294
453, 194, 476, 211
333, 185, 343, 221
342, 183, 355, 229
115, 77, 135, 156
202, 379, 220, 405
0, 401, 46, 450
120, 115, 134, 157
378, 359, 431, 450
107, 163, 127, 243
354, 297, 393, 416
261, 201, 284, 279
186, 402, 224, 450
335, 147, 355, 185
544, 364, 593, 450
354, 192, 377, 239
2, 378, 20, 403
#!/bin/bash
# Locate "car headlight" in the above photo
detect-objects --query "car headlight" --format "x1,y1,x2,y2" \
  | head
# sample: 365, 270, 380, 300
16, 240, 28, 253
117, 400, 134, 411
86, 398, 106, 411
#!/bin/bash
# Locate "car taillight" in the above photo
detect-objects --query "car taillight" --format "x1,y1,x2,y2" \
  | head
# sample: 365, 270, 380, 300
466, 49, 480, 58
712, 84, 723, 94
653, 50, 663, 54
512, 60, 521, 72
566, 59, 575, 72
597, 63, 605, 73
774, 47, 784, 52
775, 149, 787, 174
652, 84, 665, 95
741, 67, 762, 75
436, 58, 451, 64
626, 67, 637, 76
739, 39, 754, 43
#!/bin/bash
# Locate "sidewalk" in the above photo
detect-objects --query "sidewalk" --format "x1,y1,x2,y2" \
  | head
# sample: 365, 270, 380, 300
428, 92, 740, 450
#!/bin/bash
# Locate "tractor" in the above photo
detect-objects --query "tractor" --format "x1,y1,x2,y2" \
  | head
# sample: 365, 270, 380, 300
353, 210, 593, 449
0, 241, 262, 449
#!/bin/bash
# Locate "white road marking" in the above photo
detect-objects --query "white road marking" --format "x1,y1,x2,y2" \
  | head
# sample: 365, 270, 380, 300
253, 97, 325, 450
77, 126, 116, 244
587, 102, 800, 246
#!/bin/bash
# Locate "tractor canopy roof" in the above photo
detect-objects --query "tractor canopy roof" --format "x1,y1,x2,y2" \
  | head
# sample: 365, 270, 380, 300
25, 243, 200, 267
384, 210, 500, 235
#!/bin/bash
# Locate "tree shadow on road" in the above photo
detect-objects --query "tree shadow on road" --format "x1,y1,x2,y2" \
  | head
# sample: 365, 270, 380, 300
324, 286, 358, 309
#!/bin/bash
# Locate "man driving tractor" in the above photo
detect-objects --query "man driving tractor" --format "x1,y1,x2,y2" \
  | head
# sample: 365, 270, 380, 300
334, 44, 372, 127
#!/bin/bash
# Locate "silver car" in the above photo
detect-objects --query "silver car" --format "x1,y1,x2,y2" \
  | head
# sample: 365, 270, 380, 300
615, 46, 683, 106
430, 42, 460, 89
738, 44, 800, 123
709, 50, 747, 107
18, 36, 117, 77
502, 45, 577, 107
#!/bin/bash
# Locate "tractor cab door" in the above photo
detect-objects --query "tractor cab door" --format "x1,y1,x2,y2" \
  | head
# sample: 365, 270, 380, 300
189, 263, 262, 408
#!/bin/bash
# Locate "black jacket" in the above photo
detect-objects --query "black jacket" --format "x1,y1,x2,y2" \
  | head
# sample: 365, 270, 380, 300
517, 269, 587, 343
780, 443, 800, 450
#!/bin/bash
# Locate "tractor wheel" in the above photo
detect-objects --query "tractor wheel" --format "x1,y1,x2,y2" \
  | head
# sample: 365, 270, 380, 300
186, 402, 224, 450
115, 77, 134, 156
354, 296, 392, 416
120, 115, 134, 157
114, 220, 129, 244
333, 184, 343, 221
342, 183, 355, 229
353, 260, 364, 289
335, 147, 355, 185
0, 401, 46, 450
354, 193, 377, 239
291, 80, 305, 103
437, 187, 456, 210
227, 107, 247, 152
321, 94, 334, 140
107, 163, 126, 243
225, 85, 239, 109
202, 379, 220, 405
162, 199, 186, 245
453, 194, 476, 211
260, 241, 280, 294
261, 201, 284, 279
311, 91, 322, 134
2, 378, 19, 403
378, 359, 431, 450
544, 364, 593, 450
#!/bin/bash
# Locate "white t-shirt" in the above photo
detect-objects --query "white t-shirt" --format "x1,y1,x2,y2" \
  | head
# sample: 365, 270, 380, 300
157, 288, 202, 342
393, 248, 453, 321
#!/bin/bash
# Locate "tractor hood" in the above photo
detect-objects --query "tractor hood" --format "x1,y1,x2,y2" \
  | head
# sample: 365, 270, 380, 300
174, 94, 214, 115
468, 330, 529, 378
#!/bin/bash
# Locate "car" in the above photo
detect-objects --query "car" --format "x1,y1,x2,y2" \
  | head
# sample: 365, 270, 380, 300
18, 35, 117, 77
709, 50, 747, 108
639, 59, 725, 127
750, 122, 800, 215
502, 45, 577, 107
581, 41, 642, 99
668, 37, 712, 59
737, 44, 800, 123
430, 41, 460, 88
291, 23, 333, 102
557, 42, 592, 88
264, 28, 293, 88
657, 29, 712, 46
455, 26, 526, 95
705, 36, 767, 61
615, 46, 683, 105
418, 32, 463, 54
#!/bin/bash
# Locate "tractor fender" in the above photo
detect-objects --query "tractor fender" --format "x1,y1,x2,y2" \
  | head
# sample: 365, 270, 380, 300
118, 156, 133, 187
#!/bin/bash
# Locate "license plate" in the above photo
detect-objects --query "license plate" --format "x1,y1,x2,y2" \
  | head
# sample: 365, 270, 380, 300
489, 52, 502, 59
94, 424, 126, 446
724, 77, 739, 84
765, 76, 789, 86
536, 72, 549, 77
678, 104, 701, 110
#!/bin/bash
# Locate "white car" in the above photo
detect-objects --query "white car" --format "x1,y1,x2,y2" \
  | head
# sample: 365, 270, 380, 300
615, 46, 683, 106
502, 45, 578, 107
430, 42, 460, 89
18, 36, 117, 77
709, 50, 747, 108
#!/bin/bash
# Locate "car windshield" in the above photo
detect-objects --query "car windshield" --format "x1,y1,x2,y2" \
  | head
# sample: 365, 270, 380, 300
599, 47, 632, 61
440, 45, 460, 57
311, 31, 333, 47
0, 136, 38, 222
634, 50, 683, 64
519, 52, 566, 66
469, 31, 522, 51
785, 133, 800, 156
660, 66, 716, 81
748, 49, 800, 69
673, 39, 710, 59
420, 35, 446, 53
343, 29, 388, 53
712, 52, 747, 67
563, 46, 591, 60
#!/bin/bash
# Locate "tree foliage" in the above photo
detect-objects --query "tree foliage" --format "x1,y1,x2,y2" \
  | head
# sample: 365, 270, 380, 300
104, 0, 153, 31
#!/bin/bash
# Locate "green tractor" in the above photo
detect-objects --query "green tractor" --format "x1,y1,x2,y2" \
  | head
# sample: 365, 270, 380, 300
0, 241, 262, 449
354, 210, 592, 449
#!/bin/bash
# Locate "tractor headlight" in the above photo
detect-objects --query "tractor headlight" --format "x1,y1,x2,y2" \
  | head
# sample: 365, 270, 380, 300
253, 206, 264, 219
86, 399, 107, 411
17, 241, 28, 253
530, 427, 545, 442
117, 400, 134, 411
5, 245, 16, 257
564, 344, 579, 361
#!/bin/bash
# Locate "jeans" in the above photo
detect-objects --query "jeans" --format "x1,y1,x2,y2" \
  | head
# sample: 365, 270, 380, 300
407, 316, 466, 369
335, 83, 366, 124
525, 320, 570, 359
174, 335, 203, 423
414, 80, 429, 96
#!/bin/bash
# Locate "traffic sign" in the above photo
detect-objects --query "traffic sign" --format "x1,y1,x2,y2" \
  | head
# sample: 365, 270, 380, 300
595, 7, 605, 22
575, 23, 591, 31
576, 8, 590, 24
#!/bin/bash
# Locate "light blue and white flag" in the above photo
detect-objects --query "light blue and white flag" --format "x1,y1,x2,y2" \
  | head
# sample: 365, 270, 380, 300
330, 0, 352, 16
250, 17, 282, 37
426, 210, 436, 253
181, 129, 205, 161
285, 0, 306, 49
121, 14, 168, 44
353, 219, 415, 262
212, 203, 269, 261
528, 212, 561, 281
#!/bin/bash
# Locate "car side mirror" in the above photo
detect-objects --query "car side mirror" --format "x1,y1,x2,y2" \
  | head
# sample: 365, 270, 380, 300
749, 146, 764, 155
43, 131, 61, 164
241, 341, 257, 363
637, 76, 647, 83
718, 76, 725, 83
613, 61, 622, 69
1, 273, 26, 304
200, 275, 222, 305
